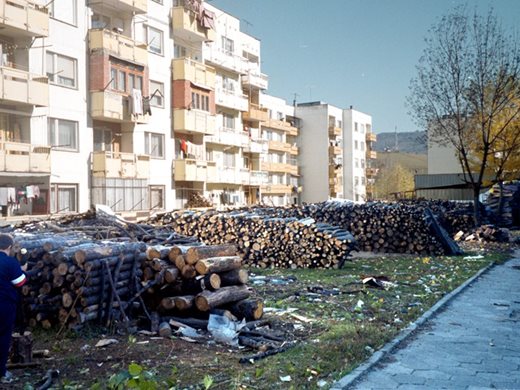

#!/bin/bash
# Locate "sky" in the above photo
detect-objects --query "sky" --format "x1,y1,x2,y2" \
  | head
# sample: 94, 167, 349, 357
208, 0, 520, 134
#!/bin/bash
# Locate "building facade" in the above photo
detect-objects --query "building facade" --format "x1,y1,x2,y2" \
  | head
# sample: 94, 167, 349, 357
0, 0, 374, 218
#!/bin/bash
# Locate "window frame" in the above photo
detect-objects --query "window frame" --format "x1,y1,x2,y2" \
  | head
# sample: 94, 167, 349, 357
49, 0, 77, 26
48, 117, 79, 151
150, 185, 165, 210
46, 52, 78, 89
144, 131, 165, 159
50, 183, 78, 214
146, 26, 164, 55
149, 80, 164, 108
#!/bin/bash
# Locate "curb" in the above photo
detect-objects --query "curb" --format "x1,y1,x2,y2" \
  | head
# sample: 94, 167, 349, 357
330, 260, 496, 390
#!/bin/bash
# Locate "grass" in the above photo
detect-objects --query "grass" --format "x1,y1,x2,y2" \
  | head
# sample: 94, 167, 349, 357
19, 251, 511, 390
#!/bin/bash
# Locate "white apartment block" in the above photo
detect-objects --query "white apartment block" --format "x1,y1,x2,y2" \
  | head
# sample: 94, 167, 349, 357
296, 103, 376, 203
0, 0, 372, 218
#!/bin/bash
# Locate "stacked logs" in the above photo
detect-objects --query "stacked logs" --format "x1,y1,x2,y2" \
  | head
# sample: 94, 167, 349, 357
141, 243, 263, 325
148, 210, 357, 269
13, 232, 148, 329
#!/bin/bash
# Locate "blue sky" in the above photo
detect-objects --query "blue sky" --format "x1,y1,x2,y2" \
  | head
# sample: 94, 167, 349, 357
209, 0, 520, 134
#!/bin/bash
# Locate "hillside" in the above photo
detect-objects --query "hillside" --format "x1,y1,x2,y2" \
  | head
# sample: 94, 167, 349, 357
374, 131, 427, 154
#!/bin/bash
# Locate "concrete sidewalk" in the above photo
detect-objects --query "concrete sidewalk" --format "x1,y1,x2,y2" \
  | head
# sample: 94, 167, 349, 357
333, 251, 520, 390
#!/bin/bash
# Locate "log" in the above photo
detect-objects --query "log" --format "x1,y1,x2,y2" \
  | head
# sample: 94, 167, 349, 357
195, 256, 242, 275
219, 269, 249, 286
195, 285, 250, 311
185, 244, 238, 265
228, 298, 263, 321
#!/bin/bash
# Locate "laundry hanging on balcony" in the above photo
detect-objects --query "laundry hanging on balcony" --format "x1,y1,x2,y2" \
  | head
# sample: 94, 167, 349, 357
131, 89, 143, 115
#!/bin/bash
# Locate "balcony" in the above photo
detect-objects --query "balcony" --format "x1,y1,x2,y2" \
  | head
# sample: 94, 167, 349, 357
329, 164, 343, 177
328, 125, 342, 137
261, 161, 298, 175
0, 0, 48, 37
241, 72, 268, 90
205, 47, 248, 74
249, 170, 268, 186
92, 151, 150, 179
367, 150, 377, 159
0, 142, 50, 173
215, 89, 248, 111
89, 29, 147, 66
366, 167, 378, 177
174, 158, 207, 182
366, 132, 377, 142
290, 145, 299, 155
206, 166, 242, 185
328, 145, 342, 155
243, 138, 268, 154
0, 66, 48, 106
172, 58, 215, 88
90, 91, 149, 123
263, 119, 298, 134
268, 140, 292, 153
206, 128, 248, 147
173, 109, 215, 135
243, 103, 268, 123
96, 0, 147, 14
261, 184, 293, 195
171, 5, 215, 43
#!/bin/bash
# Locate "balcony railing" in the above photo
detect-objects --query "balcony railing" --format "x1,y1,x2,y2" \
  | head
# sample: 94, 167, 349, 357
92, 151, 150, 179
261, 184, 293, 195
366, 167, 378, 177
0, 142, 50, 173
206, 166, 242, 185
206, 128, 248, 146
328, 125, 342, 137
174, 158, 207, 182
261, 161, 298, 175
263, 118, 297, 134
173, 109, 215, 135
249, 170, 268, 186
241, 72, 268, 90
243, 103, 268, 123
89, 29, 147, 65
172, 57, 215, 88
96, 0, 147, 14
328, 145, 342, 155
367, 150, 377, 159
267, 140, 292, 153
171, 5, 215, 43
242, 138, 268, 154
215, 88, 248, 111
205, 46, 248, 74
0, 0, 48, 37
90, 91, 149, 124
366, 132, 377, 142
0, 66, 48, 106
290, 145, 299, 155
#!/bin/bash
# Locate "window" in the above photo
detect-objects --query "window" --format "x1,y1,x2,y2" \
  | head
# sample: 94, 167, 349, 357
269, 152, 283, 163
354, 158, 359, 168
222, 36, 234, 55
145, 132, 164, 158
92, 13, 110, 29
109, 61, 144, 93
337, 120, 342, 128
146, 26, 163, 55
174, 44, 186, 58
361, 124, 365, 133
48, 118, 78, 151
222, 76, 234, 92
361, 177, 366, 185
50, 184, 78, 213
150, 185, 165, 209
361, 159, 366, 168
129, 74, 143, 92
49, 0, 76, 26
152, 0, 163, 4
149, 81, 164, 107
361, 141, 365, 151
354, 122, 358, 132
94, 129, 116, 152
355, 176, 359, 186
223, 151, 235, 167
223, 113, 235, 130
191, 92, 209, 111
354, 140, 359, 150
46, 52, 77, 88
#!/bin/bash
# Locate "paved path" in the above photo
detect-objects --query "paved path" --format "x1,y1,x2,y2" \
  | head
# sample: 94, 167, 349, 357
335, 252, 520, 390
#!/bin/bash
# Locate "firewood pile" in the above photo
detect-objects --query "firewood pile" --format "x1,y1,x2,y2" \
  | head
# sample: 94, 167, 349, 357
5, 212, 260, 331
184, 192, 213, 209
148, 210, 358, 269
454, 224, 511, 243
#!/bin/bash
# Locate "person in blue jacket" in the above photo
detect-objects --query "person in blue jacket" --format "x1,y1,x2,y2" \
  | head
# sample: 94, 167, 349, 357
0, 233, 26, 384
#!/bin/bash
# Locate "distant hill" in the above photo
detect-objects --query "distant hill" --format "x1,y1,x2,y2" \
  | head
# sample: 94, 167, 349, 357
374, 131, 427, 154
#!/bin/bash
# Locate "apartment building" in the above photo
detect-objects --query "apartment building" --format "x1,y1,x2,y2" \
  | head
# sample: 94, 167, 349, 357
259, 94, 299, 206
343, 107, 376, 202
296, 103, 376, 203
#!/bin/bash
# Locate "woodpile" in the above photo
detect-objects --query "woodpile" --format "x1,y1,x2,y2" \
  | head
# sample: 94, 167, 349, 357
7, 212, 261, 331
148, 210, 358, 269
454, 224, 511, 243
184, 192, 213, 209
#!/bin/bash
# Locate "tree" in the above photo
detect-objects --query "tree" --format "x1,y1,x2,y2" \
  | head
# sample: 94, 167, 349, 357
408, 6, 520, 224
374, 163, 415, 200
